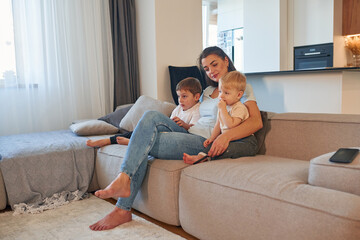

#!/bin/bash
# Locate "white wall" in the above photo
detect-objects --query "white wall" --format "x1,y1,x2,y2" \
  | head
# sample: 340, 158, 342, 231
136, 0, 203, 103
342, 71, 360, 114
155, 0, 203, 102
243, 0, 288, 73
136, 0, 157, 98
217, 0, 243, 32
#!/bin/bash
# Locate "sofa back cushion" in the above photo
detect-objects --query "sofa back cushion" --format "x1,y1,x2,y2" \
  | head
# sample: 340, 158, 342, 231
262, 113, 360, 161
98, 104, 134, 129
120, 95, 176, 132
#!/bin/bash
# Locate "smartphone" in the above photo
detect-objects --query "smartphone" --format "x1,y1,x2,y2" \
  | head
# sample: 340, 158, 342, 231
329, 148, 359, 164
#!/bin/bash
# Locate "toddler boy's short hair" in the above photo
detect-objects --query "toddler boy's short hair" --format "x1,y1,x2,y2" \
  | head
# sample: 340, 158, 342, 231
176, 77, 202, 96
220, 71, 246, 92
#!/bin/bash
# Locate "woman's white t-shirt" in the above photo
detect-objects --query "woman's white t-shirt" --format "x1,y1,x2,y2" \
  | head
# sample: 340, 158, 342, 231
188, 83, 256, 139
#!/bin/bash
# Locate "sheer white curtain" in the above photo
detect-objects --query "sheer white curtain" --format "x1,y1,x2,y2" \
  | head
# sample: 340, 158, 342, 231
0, 0, 113, 136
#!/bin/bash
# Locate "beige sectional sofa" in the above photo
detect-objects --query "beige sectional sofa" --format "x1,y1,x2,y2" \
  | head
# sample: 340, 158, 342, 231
94, 111, 360, 240
1, 108, 360, 240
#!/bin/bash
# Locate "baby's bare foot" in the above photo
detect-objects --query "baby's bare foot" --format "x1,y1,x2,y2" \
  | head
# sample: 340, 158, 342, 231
183, 153, 206, 164
116, 137, 130, 146
95, 172, 131, 199
86, 139, 111, 148
89, 207, 132, 231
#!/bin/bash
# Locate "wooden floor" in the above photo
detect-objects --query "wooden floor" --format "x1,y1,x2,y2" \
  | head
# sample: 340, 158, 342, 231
105, 198, 199, 240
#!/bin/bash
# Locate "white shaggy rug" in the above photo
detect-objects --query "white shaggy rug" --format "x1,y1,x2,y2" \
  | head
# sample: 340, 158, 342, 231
0, 195, 185, 240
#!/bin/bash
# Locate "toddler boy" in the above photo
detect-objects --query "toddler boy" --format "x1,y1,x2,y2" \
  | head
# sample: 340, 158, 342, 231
86, 77, 202, 147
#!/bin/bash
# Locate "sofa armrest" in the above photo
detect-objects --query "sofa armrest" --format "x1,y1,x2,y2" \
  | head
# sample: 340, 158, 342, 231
0, 166, 8, 210
308, 148, 360, 195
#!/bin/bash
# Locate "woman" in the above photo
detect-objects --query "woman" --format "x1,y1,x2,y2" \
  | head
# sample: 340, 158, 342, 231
89, 46, 263, 231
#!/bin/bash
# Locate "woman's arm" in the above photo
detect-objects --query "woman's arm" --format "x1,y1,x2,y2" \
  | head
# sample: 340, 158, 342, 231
207, 101, 263, 157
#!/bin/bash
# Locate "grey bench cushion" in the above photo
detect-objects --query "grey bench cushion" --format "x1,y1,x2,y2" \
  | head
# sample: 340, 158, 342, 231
0, 130, 94, 209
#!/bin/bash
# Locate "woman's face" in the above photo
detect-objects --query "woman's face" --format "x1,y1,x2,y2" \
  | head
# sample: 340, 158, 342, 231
201, 54, 229, 83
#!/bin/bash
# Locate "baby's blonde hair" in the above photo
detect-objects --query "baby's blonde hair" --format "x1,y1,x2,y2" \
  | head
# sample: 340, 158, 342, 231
220, 71, 246, 92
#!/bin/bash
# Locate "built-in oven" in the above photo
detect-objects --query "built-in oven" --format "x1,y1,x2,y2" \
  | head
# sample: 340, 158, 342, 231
294, 43, 333, 70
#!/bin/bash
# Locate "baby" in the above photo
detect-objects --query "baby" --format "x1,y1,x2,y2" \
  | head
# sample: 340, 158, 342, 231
86, 77, 202, 147
183, 71, 249, 163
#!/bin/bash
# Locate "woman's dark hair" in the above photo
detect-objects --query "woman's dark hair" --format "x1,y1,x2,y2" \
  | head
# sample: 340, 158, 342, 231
198, 46, 236, 87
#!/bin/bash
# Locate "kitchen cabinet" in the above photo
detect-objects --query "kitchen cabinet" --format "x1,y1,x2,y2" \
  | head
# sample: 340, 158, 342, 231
245, 69, 360, 114
293, 0, 333, 46
342, 0, 360, 35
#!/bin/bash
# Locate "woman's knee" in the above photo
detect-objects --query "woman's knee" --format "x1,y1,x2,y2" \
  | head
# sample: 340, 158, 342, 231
137, 111, 162, 125
143, 110, 160, 119
142, 110, 168, 122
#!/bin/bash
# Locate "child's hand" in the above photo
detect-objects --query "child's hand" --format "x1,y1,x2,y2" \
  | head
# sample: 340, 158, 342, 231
172, 117, 185, 127
218, 99, 227, 109
203, 139, 212, 148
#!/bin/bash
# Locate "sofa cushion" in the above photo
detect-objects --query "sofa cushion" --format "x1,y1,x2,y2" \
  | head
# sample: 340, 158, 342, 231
95, 144, 189, 226
179, 155, 360, 240
70, 120, 119, 136
120, 95, 176, 131
98, 104, 133, 129
308, 148, 360, 195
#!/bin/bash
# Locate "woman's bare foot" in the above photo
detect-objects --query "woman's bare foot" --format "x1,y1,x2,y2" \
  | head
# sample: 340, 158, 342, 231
86, 138, 111, 147
183, 153, 207, 164
89, 207, 132, 231
116, 137, 130, 145
95, 172, 131, 199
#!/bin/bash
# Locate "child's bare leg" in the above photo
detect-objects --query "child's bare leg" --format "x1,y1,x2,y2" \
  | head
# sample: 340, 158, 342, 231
86, 138, 111, 147
183, 152, 207, 164
116, 137, 130, 145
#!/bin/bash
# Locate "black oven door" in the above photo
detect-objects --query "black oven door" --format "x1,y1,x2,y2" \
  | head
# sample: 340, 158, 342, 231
294, 54, 333, 70
294, 43, 333, 70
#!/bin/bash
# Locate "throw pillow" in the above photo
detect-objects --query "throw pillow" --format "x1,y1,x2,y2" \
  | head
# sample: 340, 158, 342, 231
120, 95, 176, 131
98, 104, 133, 128
254, 111, 269, 154
70, 119, 119, 136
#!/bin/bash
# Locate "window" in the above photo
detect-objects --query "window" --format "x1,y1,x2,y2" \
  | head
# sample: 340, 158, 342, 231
0, 0, 17, 88
0, 1, 114, 136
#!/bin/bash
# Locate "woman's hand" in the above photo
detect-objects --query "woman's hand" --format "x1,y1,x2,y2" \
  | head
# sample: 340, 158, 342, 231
207, 133, 231, 157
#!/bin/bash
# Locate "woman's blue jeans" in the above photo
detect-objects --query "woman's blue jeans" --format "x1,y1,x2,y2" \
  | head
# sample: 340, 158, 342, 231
115, 111, 258, 211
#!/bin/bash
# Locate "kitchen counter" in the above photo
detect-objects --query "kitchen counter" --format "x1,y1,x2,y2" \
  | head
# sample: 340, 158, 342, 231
245, 68, 360, 115
244, 67, 360, 76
